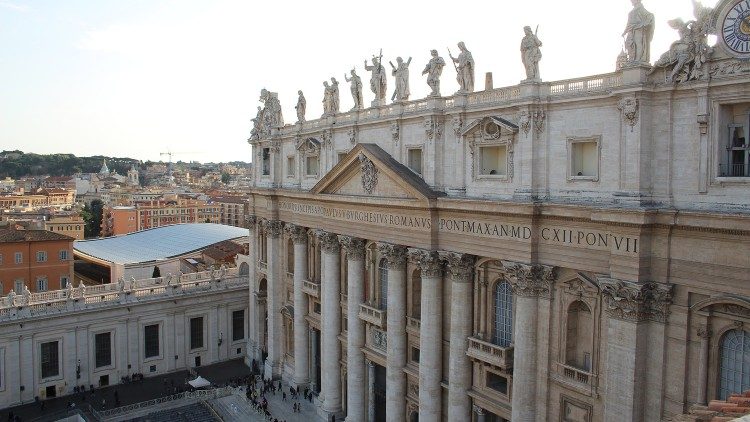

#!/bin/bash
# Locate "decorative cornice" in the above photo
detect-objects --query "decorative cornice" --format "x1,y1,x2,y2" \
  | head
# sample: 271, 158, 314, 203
285, 223, 308, 244
263, 219, 283, 238
597, 277, 673, 323
317, 230, 340, 253
501, 261, 556, 298
377, 243, 408, 269
339, 236, 366, 261
408, 248, 443, 278
440, 252, 475, 282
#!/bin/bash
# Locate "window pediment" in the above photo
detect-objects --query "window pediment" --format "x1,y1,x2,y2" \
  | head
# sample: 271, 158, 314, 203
296, 137, 321, 155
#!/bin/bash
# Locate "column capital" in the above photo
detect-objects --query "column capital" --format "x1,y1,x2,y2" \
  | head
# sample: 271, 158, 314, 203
366, 359, 374, 368
472, 405, 485, 416
377, 243, 407, 269
408, 248, 443, 278
501, 260, 556, 298
339, 236, 366, 261
696, 325, 712, 340
317, 230, 340, 254
285, 223, 308, 244
440, 252, 475, 282
262, 219, 283, 238
245, 215, 258, 227
597, 276, 673, 323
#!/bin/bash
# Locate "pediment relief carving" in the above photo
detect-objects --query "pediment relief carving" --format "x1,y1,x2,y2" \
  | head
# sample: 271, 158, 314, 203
561, 273, 600, 298
296, 137, 321, 155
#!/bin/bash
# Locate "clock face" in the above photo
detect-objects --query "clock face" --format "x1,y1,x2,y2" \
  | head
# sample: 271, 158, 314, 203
721, 0, 750, 58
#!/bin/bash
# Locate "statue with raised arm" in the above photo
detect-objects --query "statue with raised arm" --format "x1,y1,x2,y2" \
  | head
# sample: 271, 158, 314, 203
256, 89, 284, 138
364, 55, 387, 104
344, 69, 364, 110
389, 56, 412, 102
422, 49, 446, 97
295, 90, 306, 123
330, 77, 340, 114
521, 26, 543, 80
622, 0, 655, 64
450, 41, 475, 93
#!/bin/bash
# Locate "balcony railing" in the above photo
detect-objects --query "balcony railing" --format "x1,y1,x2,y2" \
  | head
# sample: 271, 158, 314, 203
719, 163, 749, 177
358, 303, 386, 328
406, 316, 421, 336
555, 362, 596, 394
466, 336, 514, 369
301, 280, 320, 298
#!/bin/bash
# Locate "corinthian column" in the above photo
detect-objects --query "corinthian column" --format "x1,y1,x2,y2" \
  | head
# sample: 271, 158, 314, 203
442, 252, 475, 422
264, 219, 283, 379
696, 325, 711, 405
319, 230, 343, 419
502, 261, 556, 422
340, 236, 366, 422
287, 224, 310, 388
410, 249, 443, 422
245, 216, 259, 363
379, 243, 408, 422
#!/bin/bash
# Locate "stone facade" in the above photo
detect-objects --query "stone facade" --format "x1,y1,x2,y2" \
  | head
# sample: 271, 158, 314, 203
244, 3, 750, 420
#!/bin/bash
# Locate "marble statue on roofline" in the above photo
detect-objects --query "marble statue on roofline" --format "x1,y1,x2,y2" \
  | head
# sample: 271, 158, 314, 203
295, 90, 306, 123
521, 26, 543, 81
450, 41, 475, 93
344, 69, 364, 110
422, 49, 446, 97
390, 56, 412, 102
250, 88, 284, 141
364, 53, 387, 105
622, 0, 655, 64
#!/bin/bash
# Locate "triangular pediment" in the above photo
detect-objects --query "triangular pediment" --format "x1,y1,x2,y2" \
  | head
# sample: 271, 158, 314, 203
311, 144, 441, 201
460, 116, 519, 137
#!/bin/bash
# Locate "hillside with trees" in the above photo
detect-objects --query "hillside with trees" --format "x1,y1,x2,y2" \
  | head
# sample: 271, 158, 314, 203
0, 150, 141, 178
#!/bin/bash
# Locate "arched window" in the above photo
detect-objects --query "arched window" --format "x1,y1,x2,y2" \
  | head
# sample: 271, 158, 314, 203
287, 238, 295, 274
565, 301, 593, 371
379, 258, 388, 310
239, 262, 249, 276
492, 280, 513, 347
411, 269, 421, 319
719, 329, 750, 400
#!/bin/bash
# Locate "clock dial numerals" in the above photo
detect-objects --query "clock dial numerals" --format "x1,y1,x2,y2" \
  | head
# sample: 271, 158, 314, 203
722, 0, 750, 55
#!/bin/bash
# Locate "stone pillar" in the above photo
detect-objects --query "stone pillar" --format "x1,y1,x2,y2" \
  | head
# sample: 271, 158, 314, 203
380, 243, 408, 422
502, 261, 556, 422
410, 249, 443, 422
319, 230, 343, 419
263, 219, 283, 379
367, 360, 376, 422
288, 224, 310, 388
245, 217, 258, 364
697, 326, 711, 405
442, 252, 475, 422
598, 277, 673, 422
341, 236, 367, 422
310, 327, 319, 392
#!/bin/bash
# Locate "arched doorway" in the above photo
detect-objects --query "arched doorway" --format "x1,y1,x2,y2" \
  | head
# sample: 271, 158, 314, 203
719, 329, 750, 399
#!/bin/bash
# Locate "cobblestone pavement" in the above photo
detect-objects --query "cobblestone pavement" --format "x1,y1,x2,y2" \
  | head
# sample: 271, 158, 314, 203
209, 381, 320, 422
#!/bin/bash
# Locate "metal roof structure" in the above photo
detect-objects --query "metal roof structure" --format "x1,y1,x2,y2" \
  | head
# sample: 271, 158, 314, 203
74, 223, 248, 264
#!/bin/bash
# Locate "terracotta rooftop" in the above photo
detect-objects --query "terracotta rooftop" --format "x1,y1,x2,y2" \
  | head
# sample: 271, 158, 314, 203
0, 229, 74, 243
673, 391, 750, 421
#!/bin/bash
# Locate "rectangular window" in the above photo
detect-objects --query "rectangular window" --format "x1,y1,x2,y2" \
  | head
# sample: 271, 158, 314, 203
337, 152, 347, 163
59, 250, 69, 261
60, 276, 70, 289
40, 341, 59, 379
190, 317, 204, 350
570, 141, 599, 178
14, 280, 24, 293
287, 156, 295, 177
0, 254, 3, 265
407, 148, 423, 175
411, 347, 420, 363
95, 332, 112, 368
306, 156, 319, 177
723, 123, 750, 177
261, 148, 271, 176
486, 372, 508, 395
232, 310, 245, 341
36, 251, 47, 263
479, 145, 507, 175
36, 277, 48, 292
144, 324, 160, 358
14, 252, 22, 264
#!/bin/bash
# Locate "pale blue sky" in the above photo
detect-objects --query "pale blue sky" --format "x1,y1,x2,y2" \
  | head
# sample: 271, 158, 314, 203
0, 0, 716, 163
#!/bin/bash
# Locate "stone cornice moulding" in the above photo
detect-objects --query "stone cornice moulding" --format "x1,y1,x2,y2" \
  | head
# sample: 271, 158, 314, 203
596, 276, 673, 323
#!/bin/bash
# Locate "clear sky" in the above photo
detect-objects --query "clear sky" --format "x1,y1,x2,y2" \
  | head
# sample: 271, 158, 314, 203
0, 0, 717, 164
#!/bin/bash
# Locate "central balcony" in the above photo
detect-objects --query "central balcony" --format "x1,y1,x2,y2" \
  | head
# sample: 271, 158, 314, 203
466, 336, 514, 369
554, 362, 596, 395
301, 280, 320, 298
358, 303, 386, 328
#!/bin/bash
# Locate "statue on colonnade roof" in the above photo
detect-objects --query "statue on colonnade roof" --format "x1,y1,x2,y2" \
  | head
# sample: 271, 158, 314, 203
422, 49, 446, 97
521, 25, 543, 81
365, 52, 388, 105
250, 88, 284, 141
344, 69, 364, 110
450, 41, 475, 93
390, 56, 412, 102
622, 0, 655, 64
295, 90, 306, 123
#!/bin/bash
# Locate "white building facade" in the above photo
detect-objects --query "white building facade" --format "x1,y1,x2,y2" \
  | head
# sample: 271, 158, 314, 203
242, 1, 750, 421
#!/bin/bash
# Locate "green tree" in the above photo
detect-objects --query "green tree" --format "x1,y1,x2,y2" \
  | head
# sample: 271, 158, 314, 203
221, 173, 231, 184
81, 199, 104, 238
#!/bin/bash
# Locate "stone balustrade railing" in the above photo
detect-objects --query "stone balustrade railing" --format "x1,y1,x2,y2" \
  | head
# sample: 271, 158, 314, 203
301, 279, 320, 298
91, 386, 233, 421
554, 362, 597, 395
466, 336, 514, 369
269, 72, 625, 138
0, 267, 247, 322
358, 303, 386, 328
